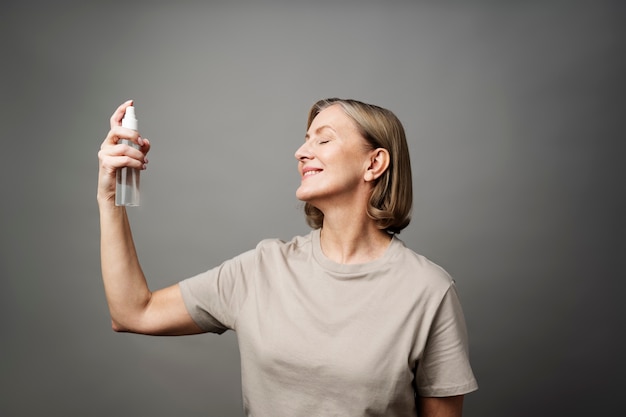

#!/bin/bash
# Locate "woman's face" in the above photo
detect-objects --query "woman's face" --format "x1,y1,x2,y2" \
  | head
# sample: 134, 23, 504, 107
295, 104, 374, 207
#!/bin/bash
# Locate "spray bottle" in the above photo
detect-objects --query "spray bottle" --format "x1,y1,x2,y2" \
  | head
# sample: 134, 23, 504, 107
115, 106, 140, 206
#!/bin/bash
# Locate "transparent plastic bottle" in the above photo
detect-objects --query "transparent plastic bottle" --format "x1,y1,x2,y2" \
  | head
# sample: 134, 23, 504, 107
115, 106, 140, 206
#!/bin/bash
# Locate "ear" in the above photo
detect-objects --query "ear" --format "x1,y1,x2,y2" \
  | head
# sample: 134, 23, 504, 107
364, 148, 390, 182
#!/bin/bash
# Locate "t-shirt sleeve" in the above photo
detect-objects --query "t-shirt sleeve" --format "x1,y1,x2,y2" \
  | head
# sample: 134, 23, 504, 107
415, 282, 479, 397
178, 249, 256, 334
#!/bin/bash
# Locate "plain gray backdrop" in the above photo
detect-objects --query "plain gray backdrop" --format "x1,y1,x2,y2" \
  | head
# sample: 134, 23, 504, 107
1, 1, 624, 416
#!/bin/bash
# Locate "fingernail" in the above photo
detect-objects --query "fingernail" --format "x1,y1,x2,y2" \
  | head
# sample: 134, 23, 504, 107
138, 136, 144, 146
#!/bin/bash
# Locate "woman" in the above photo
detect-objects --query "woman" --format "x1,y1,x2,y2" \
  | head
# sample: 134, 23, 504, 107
97, 98, 478, 416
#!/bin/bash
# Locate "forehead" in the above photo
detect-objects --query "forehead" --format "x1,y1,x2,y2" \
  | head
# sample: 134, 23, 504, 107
307, 104, 358, 135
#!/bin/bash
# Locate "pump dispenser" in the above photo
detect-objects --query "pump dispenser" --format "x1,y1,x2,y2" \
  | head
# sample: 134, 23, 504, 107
116, 106, 140, 206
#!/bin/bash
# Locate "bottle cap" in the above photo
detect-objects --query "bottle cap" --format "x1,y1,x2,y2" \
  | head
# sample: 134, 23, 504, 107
122, 106, 138, 130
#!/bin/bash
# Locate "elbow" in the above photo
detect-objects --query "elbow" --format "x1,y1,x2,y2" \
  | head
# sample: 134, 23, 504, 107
110, 318, 129, 333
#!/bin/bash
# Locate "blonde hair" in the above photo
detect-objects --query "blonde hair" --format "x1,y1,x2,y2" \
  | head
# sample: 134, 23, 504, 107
304, 98, 413, 234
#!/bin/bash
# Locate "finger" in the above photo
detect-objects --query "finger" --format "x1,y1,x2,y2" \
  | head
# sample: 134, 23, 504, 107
110, 141, 147, 159
101, 138, 149, 166
99, 152, 147, 172
98, 145, 147, 171
140, 138, 151, 155
109, 99, 134, 129
103, 125, 141, 146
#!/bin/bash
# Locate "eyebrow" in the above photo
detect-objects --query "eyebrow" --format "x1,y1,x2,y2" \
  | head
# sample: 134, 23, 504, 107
305, 125, 337, 140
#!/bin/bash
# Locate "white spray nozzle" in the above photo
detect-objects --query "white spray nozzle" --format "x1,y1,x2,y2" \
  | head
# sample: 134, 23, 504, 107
122, 106, 138, 130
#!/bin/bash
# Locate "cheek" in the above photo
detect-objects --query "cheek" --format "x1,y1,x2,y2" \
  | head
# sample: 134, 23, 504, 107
340, 153, 369, 175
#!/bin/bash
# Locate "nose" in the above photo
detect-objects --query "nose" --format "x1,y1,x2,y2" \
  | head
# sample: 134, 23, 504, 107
295, 141, 312, 161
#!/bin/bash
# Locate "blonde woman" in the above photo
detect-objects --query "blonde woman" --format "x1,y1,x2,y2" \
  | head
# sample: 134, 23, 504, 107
97, 98, 478, 416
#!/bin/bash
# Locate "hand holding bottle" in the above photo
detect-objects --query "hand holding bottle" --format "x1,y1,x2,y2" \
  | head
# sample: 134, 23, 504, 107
97, 100, 150, 207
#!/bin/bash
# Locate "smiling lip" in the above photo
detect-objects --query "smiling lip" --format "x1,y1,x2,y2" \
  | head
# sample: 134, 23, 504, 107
301, 167, 323, 178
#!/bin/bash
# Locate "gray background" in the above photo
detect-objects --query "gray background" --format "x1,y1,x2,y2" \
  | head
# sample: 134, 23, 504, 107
1, 1, 624, 416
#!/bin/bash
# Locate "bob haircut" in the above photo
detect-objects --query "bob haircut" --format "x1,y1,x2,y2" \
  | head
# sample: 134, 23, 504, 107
303, 98, 413, 234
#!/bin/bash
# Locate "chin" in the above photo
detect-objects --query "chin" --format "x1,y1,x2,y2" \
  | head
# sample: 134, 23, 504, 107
296, 188, 319, 204
295, 190, 310, 202
295, 185, 309, 200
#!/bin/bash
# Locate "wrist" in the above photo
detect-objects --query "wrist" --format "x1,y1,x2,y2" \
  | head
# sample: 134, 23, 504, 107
97, 193, 121, 210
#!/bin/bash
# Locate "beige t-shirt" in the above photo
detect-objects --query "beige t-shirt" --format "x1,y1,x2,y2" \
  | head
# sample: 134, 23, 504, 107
179, 229, 478, 416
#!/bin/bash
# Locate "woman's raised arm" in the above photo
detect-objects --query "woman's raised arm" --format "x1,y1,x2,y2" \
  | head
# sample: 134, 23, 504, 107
97, 100, 203, 336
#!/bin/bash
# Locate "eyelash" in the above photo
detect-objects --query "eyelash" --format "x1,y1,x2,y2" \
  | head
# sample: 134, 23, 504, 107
318, 140, 330, 144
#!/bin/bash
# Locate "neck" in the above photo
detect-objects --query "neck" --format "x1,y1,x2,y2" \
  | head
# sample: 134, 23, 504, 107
319, 211, 392, 265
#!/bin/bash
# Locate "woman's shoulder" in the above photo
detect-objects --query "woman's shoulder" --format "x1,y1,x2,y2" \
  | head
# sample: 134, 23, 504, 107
255, 230, 316, 256
390, 237, 454, 287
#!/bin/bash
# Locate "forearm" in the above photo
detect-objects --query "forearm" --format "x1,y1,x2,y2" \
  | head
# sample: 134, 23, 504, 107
99, 200, 151, 331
